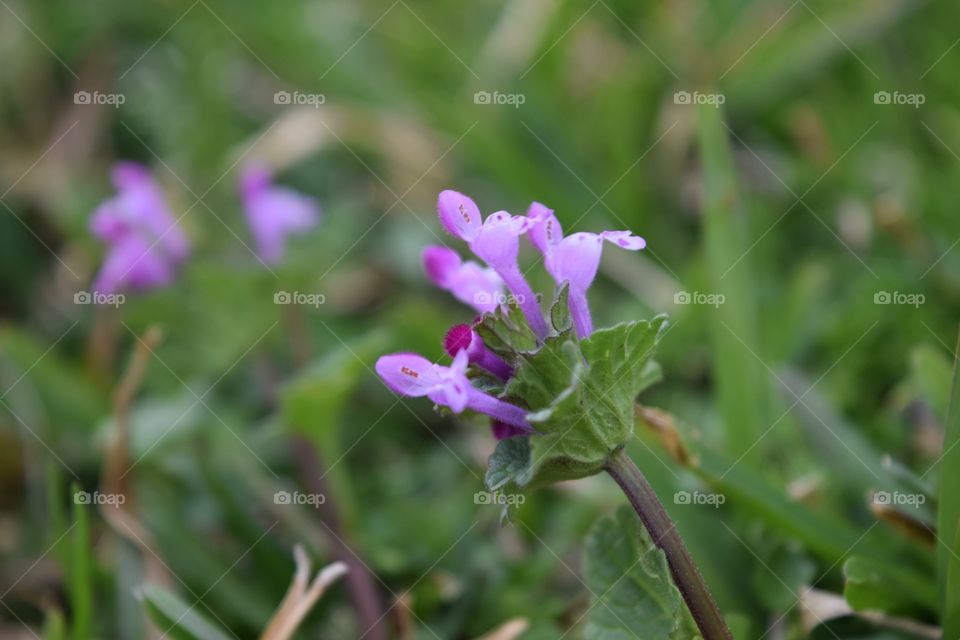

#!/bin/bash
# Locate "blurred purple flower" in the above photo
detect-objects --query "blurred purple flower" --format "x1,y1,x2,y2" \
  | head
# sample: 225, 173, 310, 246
422, 245, 504, 314
89, 162, 188, 293
437, 190, 548, 339
528, 203, 645, 338
376, 350, 533, 431
240, 164, 320, 264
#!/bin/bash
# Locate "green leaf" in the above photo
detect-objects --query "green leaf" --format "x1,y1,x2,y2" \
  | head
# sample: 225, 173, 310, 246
549, 282, 572, 335
476, 298, 540, 359
505, 317, 666, 487
844, 555, 938, 615
940, 329, 960, 638
485, 437, 531, 491
583, 507, 698, 640
140, 584, 233, 640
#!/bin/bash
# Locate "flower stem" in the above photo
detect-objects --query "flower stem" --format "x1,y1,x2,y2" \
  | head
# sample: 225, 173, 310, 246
605, 448, 732, 640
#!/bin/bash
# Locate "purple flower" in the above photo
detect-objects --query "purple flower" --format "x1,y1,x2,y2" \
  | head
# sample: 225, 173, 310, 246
490, 420, 530, 440
437, 190, 548, 339
443, 324, 513, 380
376, 350, 533, 431
528, 203, 645, 338
240, 164, 320, 264
89, 162, 188, 294
422, 245, 504, 314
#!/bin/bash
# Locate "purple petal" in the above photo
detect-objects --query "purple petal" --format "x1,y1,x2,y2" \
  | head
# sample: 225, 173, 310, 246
443, 324, 474, 356
444, 324, 513, 379
601, 230, 646, 250
491, 420, 530, 440
110, 162, 152, 190
422, 245, 462, 287
469, 211, 522, 272
244, 186, 320, 263
550, 232, 604, 292
93, 234, 174, 294
425, 247, 504, 313
375, 353, 440, 396
568, 288, 594, 339
526, 202, 562, 256
239, 163, 272, 199
438, 190, 481, 241
428, 375, 469, 413
465, 387, 533, 431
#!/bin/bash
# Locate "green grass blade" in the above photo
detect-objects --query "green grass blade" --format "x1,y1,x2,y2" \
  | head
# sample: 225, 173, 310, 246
68, 483, 92, 640
140, 584, 233, 640
939, 328, 960, 637
698, 103, 767, 460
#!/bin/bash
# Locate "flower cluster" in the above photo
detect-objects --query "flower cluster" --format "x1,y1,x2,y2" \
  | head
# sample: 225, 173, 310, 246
89, 161, 320, 295
376, 190, 646, 440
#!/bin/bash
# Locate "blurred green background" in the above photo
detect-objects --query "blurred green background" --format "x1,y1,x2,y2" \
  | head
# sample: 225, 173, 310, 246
1, 0, 959, 638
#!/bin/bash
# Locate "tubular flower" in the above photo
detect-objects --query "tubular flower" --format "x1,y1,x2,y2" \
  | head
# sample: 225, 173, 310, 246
422, 245, 504, 314
89, 161, 188, 294
443, 324, 513, 380
527, 202, 645, 338
376, 350, 533, 431
240, 164, 320, 264
437, 190, 548, 339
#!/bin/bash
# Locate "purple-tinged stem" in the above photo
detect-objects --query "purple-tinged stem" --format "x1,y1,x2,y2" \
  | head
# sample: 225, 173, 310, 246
605, 448, 731, 640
